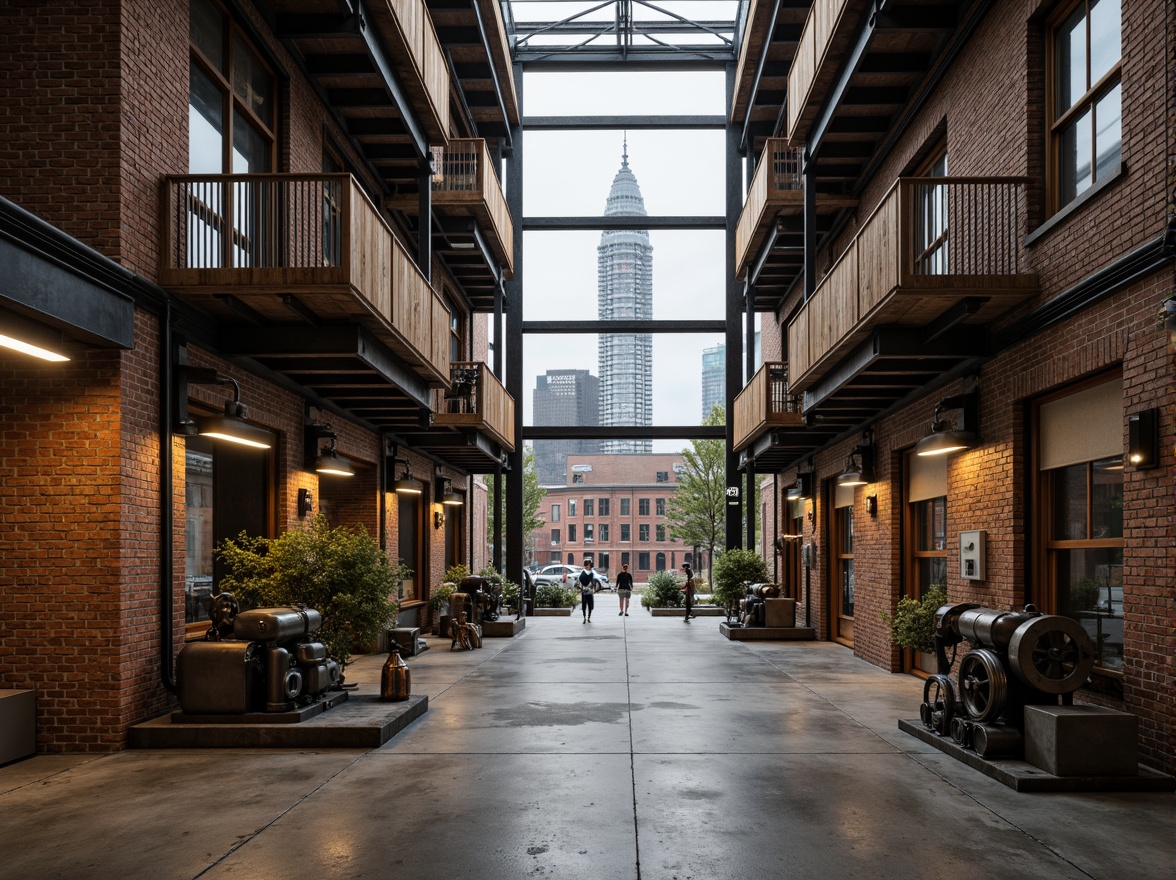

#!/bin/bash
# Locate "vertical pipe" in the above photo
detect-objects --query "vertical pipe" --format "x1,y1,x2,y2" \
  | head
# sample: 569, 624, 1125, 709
504, 63, 525, 582
418, 157, 432, 283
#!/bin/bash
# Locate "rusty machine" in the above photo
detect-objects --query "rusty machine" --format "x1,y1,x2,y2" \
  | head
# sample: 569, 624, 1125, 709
177, 594, 342, 715
737, 583, 781, 627
918, 604, 1095, 758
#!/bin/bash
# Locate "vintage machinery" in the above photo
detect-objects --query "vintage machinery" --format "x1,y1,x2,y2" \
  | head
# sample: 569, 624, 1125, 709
454, 576, 502, 623
919, 604, 1095, 758
737, 583, 781, 627
177, 599, 341, 715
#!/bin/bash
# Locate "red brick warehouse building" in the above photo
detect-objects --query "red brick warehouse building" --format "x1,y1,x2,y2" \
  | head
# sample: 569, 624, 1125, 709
730, 0, 1174, 773
0, 0, 518, 750
534, 453, 702, 578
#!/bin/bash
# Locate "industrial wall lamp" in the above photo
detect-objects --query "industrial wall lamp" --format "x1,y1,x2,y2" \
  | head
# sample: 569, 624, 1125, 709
785, 469, 813, 501
837, 431, 875, 487
1127, 409, 1158, 469
306, 424, 355, 477
0, 310, 70, 362
176, 365, 273, 449
916, 387, 979, 457
391, 457, 423, 494
436, 475, 463, 507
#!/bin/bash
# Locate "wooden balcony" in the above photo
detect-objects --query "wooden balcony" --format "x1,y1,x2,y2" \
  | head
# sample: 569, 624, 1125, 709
272, 0, 449, 143
735, 140, 804, 278
733, 139, 856, 280
786, 0, 865, 143
787, 177, 1039, 392
161, 174, 450, 386
431, 361, 515, 451
733, 362, 804, 453
432, 139, 514, 277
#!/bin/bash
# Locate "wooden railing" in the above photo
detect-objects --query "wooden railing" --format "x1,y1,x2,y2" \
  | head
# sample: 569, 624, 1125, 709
787, 0, 854, 141
432, 361, 516, 451
384, 0, 449, 137
787, 176, 1034, 389
735, 139, 804, 276
733, 362, 804, 452
161, 173, 449, 384
432, 139, 514, 272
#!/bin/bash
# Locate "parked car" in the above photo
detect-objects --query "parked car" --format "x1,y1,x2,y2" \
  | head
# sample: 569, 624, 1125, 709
532, 563, 611, 592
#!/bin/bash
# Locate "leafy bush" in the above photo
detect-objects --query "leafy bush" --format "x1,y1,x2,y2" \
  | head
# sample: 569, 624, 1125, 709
429, 582, 456, 615
535, 583, 577, 608
215, 515, 401, 670
712, 549, 769, 616
882, 585, 948, 654
641, 570, 684, 608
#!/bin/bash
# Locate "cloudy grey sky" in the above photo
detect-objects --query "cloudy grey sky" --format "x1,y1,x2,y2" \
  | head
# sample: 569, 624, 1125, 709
502, 69, 755, 449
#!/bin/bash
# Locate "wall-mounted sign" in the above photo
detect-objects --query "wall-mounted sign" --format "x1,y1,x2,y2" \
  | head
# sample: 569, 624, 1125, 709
726, 485, 741, 507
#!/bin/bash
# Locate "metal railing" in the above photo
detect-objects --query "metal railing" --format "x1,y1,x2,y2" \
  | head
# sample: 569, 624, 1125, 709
733, 361, 803, 452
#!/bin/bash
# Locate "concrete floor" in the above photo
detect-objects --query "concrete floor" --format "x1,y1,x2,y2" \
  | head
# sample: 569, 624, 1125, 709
1, 593, 1171, 880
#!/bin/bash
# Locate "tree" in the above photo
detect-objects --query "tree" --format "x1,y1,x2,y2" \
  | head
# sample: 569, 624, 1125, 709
665, 403, 726, 583
486, 444, 546, 560
712, 548, 769, 620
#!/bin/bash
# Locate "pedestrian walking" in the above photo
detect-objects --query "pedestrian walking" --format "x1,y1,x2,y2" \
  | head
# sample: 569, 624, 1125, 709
680, 563, 695, 621
578, 559, 596, 623
615, 563, 634, 616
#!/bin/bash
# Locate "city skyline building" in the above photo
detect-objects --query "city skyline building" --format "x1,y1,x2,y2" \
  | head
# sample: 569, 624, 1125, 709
701, 343, 725, 419
597, 141, 653, 453
532, 369, 601, 485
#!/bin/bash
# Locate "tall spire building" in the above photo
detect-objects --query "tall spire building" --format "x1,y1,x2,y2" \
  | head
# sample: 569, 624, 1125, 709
597, 141, 653, 454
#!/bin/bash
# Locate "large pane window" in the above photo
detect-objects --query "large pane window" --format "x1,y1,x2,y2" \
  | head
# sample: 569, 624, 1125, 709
1051, 0, 1121, 208
1045, 458, 1124, 671
398, 493, 421, 601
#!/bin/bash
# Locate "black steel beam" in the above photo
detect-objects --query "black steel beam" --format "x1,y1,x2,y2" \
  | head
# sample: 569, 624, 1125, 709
354, 0, 429, 159
521, 319, 726, 334
522, 215, 725, 230
524, 426, 726, 440
522, 114, 726, 129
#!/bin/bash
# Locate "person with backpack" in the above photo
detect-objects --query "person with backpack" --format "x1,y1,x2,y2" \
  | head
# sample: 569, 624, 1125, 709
578, 559, 596, 623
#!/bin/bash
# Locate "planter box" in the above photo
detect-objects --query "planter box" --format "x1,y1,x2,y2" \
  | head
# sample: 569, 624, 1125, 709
649, 606, 725, 617
533, 607, 573, 616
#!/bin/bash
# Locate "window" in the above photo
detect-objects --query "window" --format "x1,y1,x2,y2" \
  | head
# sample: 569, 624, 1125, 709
1036, 374, 1125, 675
638, 498, 650, 516
913, 147, 949, 274
584, 523, 595, 543
573, 472, 585, 483
655, 498, 666, 516
184, 435, 274, 629
639, 524, 650, 542
569, 500, 577, 516
583, 499, 594, 517
911, 498, 948, 591
598, 498, 610, 516
833, 483, 856, 645
598, 523, 610, 542
599, 552, 610, 571
1050, 0, 1121, 209
398, 491, 423, 601
638, 552, 651, 571
449, 308, 465, 363
656, 471, 669, 483
620, 498, 630, 516
568, 524, 577, 542
621, 551, 630, 567
655, 552, 666, 571
550, 503, 561, 522
656, 524, 666, 542
551, 528, 560, 545
620, 524, 631, 542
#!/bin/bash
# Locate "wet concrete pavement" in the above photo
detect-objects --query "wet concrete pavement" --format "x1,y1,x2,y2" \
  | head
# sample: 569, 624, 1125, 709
1, 592, 1171, 879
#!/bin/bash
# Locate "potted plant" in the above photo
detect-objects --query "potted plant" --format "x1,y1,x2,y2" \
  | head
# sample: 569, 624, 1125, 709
712, 549, 769, 622
881, 584, 948, 655
640, 570, 684, 610
215, 515, 401, 673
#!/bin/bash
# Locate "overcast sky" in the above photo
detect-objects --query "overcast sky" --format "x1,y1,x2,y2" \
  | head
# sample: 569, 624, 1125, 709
503, 69, 755, 450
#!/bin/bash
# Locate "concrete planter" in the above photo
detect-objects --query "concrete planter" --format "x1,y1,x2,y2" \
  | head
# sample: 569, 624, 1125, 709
533, 607, 574, 616
648, 606, 725, 617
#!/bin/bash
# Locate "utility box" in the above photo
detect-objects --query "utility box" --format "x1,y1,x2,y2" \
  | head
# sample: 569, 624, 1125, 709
0, 689, 36, 765
959, 530, 985, 580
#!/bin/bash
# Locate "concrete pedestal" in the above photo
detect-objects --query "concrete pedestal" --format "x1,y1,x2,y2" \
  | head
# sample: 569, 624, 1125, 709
1024, 705, 1139, 777
391, 627, 424, 656
764, 598, 796, 627
481, 617, 525, 637
0, 689, 36, 764
719, 623, 815, 641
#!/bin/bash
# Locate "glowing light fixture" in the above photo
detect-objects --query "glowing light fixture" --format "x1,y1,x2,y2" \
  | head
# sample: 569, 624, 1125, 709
916, 388, 979, 457
392, 458, 423, 494
837, 431, 874, 487
178, 366, 273, 449
307, 425, 355, 477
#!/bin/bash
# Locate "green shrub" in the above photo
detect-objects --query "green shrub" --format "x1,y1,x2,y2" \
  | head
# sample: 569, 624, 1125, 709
882, 585, 948, 653
215, 515, 401, 670
641, 570, 684, 608
535, 583, 577, 608
712, 549, 769, 616
428, 581, 456, 614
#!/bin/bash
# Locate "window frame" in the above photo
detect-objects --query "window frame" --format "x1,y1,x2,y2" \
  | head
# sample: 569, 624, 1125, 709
1046, 0, 1122, 214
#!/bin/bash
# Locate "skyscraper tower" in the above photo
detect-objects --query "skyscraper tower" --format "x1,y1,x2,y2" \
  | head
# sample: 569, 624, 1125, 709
597, 141, 653, 454
701, 343, 725, 420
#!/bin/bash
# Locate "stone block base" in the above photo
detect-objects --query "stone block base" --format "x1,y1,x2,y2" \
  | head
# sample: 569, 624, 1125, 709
481, 617, 525, 637
764, 598, 796, 628
0, 689, 36, 765
1024, 705, 1138, 776
719, 623, 815, 640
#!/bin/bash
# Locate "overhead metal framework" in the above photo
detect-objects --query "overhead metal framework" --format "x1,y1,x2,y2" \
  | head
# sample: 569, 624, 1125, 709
504, 0, 745, 64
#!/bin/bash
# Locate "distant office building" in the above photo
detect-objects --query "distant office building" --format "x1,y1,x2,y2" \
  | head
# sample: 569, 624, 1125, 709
532, 370, 601, 485
598, 143, 653, 453
701, 343, 725, 419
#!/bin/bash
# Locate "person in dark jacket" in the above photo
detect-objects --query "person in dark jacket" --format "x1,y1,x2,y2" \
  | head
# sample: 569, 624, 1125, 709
578, 559, 596, 623
681, 563, 696, 621
615, 563, 634, 616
